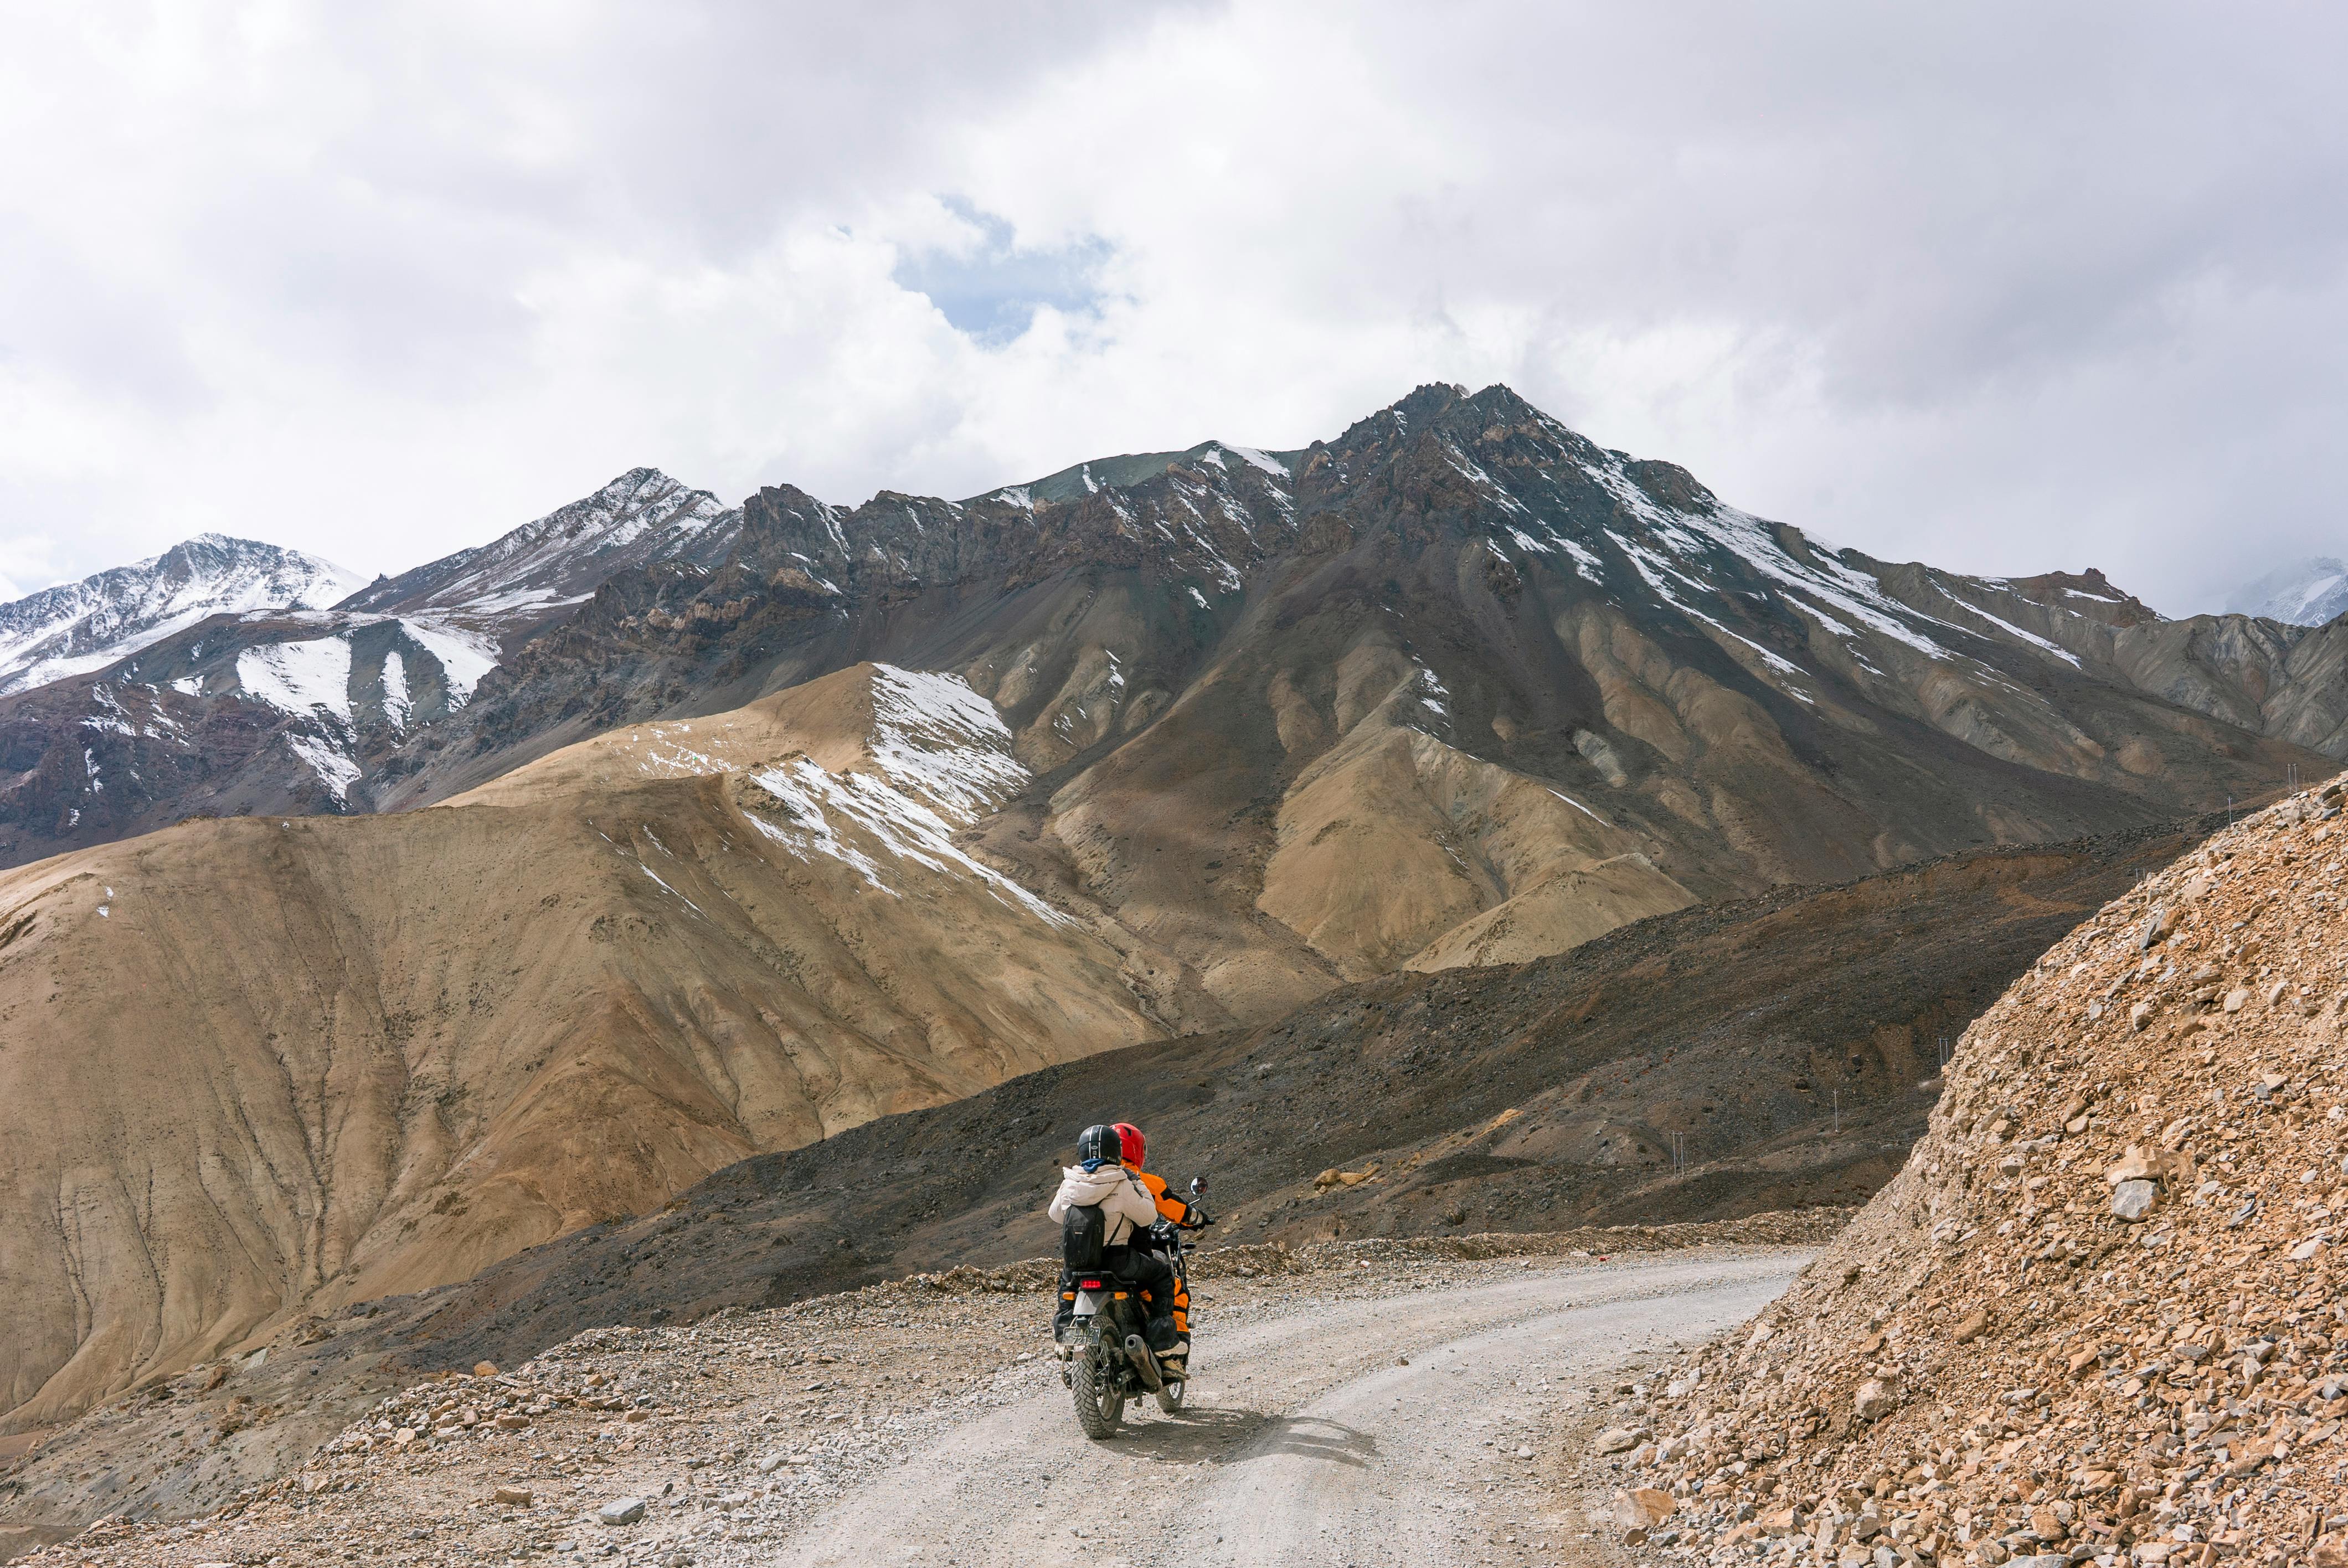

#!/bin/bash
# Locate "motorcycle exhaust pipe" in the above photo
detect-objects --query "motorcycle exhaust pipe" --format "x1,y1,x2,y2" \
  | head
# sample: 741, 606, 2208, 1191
1122, 1334, 1165, 1392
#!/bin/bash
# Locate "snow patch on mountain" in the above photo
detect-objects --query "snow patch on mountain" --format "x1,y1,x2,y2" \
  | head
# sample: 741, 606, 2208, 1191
284, 734, 361, 803
235, 638, 354, 724
381, 652, 413, 732
864, 665, 1029, 822
398, 621, 497, 705
0, 535, 364, 698
726, 664, 1071, 925
1218, 443, 1291, 478
745, 755, 1069, 926
1948, 601, 2083, 668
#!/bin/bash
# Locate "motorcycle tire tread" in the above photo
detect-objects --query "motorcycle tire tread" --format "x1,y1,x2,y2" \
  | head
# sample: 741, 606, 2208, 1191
1072, 1346, 1123, 1440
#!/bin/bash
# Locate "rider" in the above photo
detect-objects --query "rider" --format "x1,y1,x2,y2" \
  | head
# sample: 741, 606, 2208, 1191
1111, 1122, 1201, 1376
1047, 1124, 1183, 1371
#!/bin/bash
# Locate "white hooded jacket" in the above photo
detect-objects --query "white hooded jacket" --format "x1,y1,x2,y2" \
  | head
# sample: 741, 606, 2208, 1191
1047, 1162, 1160, 1248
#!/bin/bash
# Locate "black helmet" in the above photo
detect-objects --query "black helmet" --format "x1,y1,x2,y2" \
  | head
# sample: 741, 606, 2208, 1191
1077, 1123, 1123, 1165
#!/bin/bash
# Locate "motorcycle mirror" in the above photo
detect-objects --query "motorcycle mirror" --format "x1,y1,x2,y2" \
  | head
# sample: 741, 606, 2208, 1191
1189, 1176, 1209, 1196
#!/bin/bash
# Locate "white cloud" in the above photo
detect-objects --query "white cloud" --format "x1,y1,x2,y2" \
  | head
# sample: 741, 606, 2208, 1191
1, 1, 2341, 615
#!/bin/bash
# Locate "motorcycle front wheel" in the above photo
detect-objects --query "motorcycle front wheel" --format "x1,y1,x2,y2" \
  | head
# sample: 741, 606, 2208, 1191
1072, 1345, 1125, 1439
1154, 1379, 1185, 1414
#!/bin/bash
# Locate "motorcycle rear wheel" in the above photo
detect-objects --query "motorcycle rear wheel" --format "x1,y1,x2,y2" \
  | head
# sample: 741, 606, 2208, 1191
1072, 1347, 1125, 1439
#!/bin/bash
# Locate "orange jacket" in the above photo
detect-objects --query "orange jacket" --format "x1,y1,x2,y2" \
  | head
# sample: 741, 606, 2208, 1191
1122, 1162, 1194, 1225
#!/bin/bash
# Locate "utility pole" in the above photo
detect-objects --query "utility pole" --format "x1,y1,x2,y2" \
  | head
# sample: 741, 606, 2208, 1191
1832, 1091, 1841, 1135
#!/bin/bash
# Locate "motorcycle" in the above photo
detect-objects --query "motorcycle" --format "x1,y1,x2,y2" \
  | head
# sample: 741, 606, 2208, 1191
1058, 1176, 1209, 1437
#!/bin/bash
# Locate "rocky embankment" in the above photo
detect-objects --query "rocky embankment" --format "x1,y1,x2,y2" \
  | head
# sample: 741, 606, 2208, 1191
1579, 777, 2348, 1565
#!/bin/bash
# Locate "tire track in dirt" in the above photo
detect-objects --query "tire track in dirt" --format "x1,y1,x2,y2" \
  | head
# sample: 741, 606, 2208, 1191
766, 1250, 1805, 1568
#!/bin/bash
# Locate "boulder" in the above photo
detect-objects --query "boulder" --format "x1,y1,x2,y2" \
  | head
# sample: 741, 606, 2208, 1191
1593, 1426, 1645, 1454
598, 1497, 647, 1526
2112, 1179, 2157, 1222
1609, 1488, 1676, 1529
1852, 1378, 1899, 1421
2104, 1144, 2190, 1185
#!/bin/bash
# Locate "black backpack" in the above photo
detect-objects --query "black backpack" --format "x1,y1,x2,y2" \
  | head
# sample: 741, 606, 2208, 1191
1062, 1202, 1107, 1272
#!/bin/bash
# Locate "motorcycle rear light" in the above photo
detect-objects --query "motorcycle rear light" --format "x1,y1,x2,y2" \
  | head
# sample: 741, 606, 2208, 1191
1078, 1278, 1104, 1289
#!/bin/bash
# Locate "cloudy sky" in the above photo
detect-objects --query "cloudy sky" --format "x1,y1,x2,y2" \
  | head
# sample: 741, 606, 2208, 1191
2, 2, 2341, 612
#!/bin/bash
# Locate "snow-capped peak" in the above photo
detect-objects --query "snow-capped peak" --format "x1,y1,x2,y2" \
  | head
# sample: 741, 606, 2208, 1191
336, 467, 742, 641
2227, 556, 2348, 627
0, 536, 367, 698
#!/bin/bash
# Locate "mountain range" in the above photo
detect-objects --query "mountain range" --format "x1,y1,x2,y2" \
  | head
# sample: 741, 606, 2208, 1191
2228, 554, 2348, 626
0, 380, 2340, 1441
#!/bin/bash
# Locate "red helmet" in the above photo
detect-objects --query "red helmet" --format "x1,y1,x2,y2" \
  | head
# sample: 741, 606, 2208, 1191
1112, 1122, 1145, 1167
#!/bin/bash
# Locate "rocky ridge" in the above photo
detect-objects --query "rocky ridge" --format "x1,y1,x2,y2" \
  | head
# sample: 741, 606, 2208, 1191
0, 470, 737, 866
11, 386, 2334, 899
338, 467, 743, 652
1580, 775, 2348, 1565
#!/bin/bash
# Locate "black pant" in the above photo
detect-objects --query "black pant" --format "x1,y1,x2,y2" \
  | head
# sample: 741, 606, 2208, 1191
1103, 1245, 1181, 1352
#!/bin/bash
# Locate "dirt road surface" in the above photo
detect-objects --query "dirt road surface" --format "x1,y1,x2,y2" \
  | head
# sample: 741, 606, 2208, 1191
771, 1251, 1804, 1568
15, 1244, 1808, 1567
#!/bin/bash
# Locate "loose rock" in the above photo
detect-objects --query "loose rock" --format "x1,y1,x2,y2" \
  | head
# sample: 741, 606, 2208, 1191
1582, 778, 2348, 1566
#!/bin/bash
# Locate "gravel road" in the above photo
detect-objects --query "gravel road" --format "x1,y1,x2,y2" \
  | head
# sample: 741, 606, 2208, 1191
773, 1250, 1805, 1568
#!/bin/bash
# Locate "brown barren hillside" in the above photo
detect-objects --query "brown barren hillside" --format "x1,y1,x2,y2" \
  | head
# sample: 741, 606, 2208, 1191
0, 823, 2203, 1544
0, 664, 1173, 1430
1602, 777, 2348, 1564
286, 817, 2215, 1386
